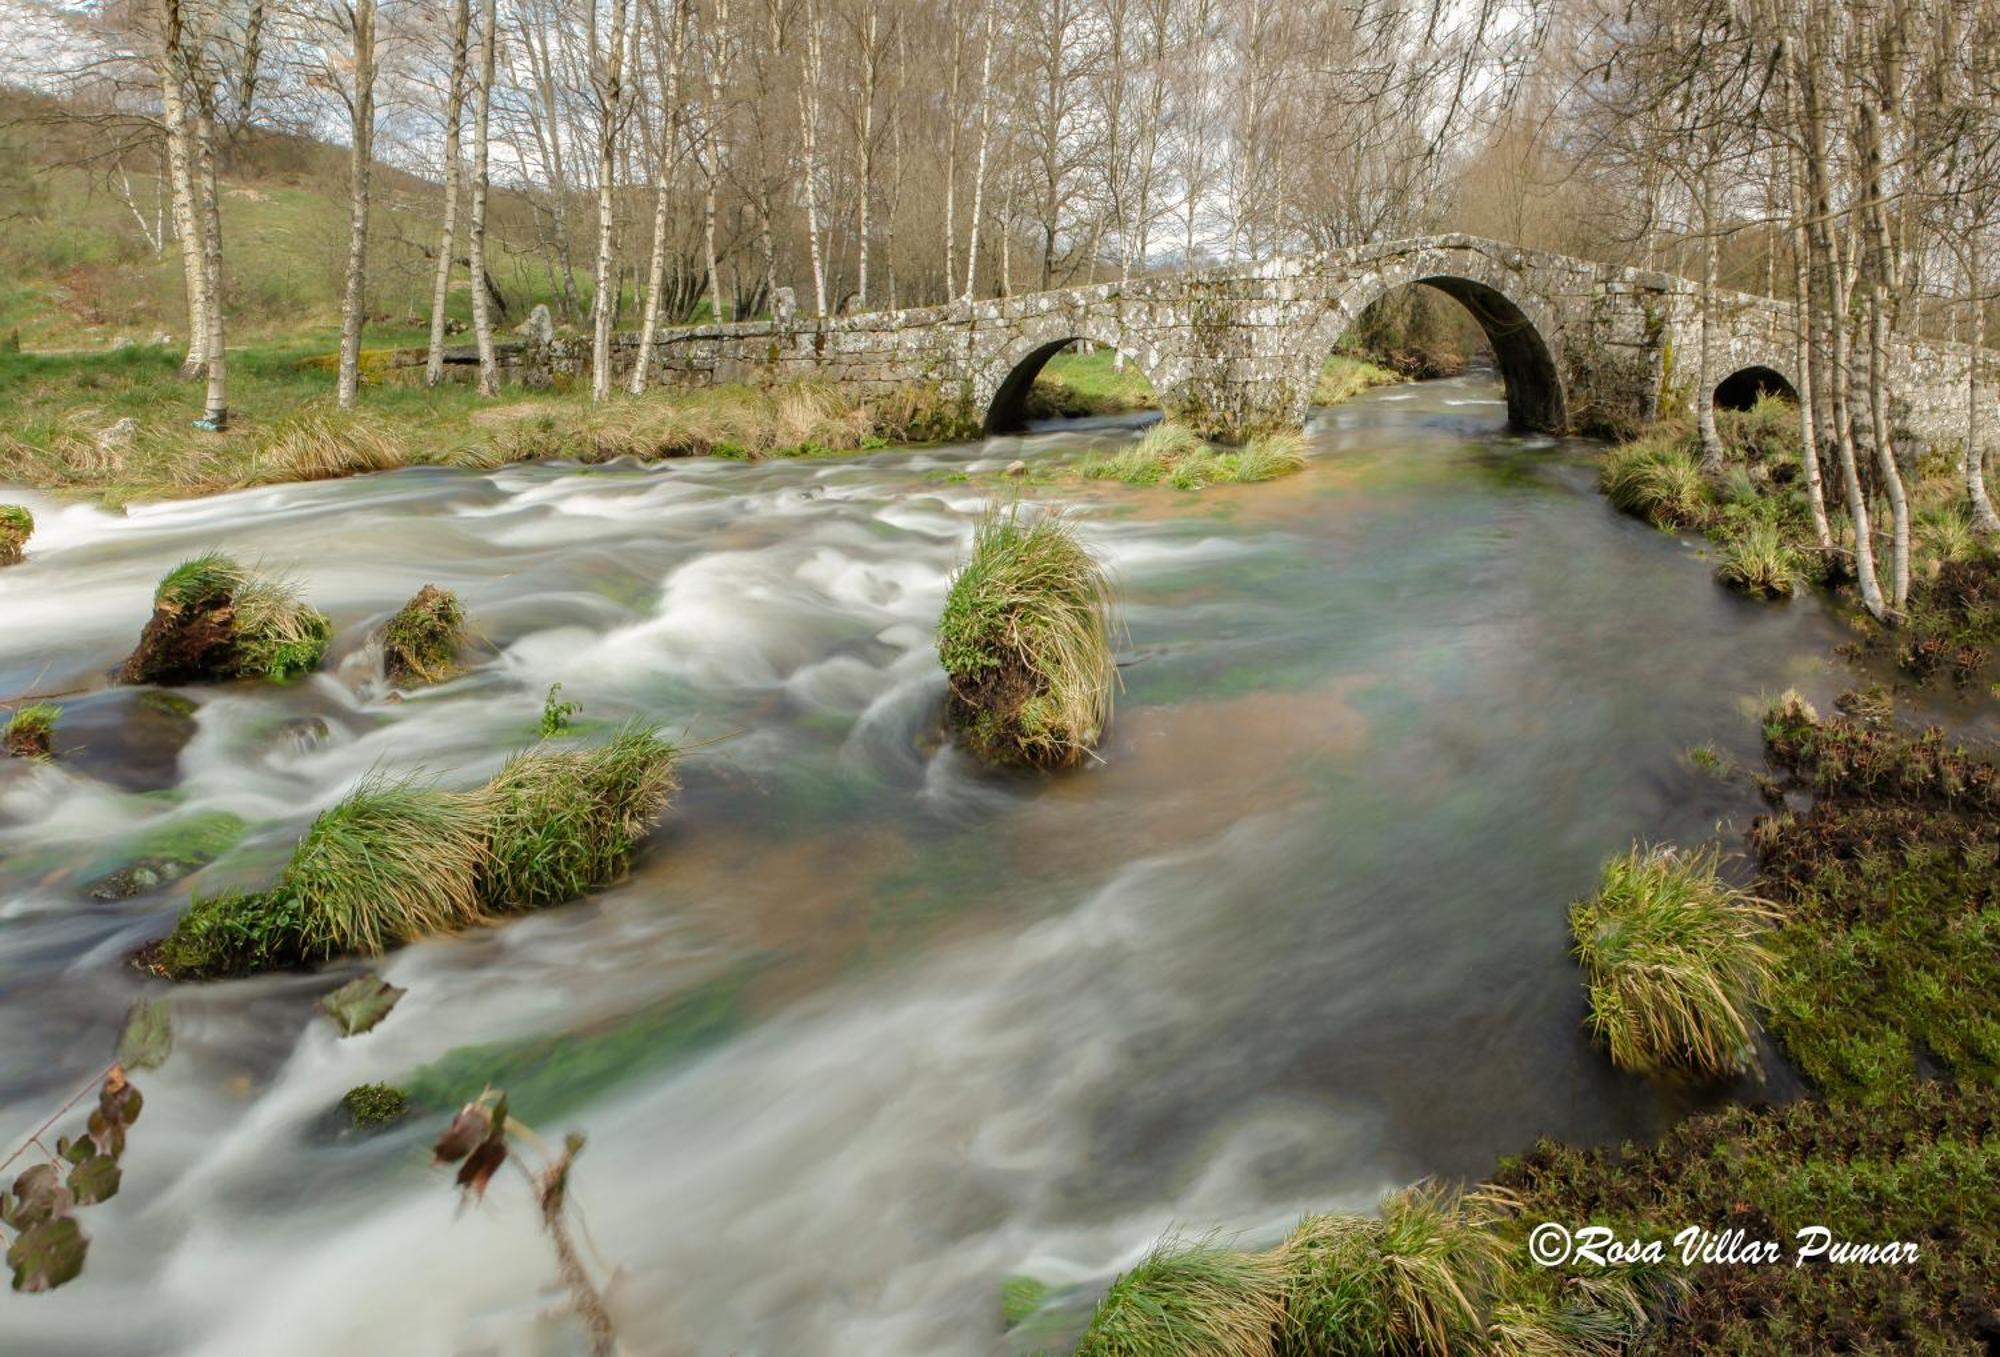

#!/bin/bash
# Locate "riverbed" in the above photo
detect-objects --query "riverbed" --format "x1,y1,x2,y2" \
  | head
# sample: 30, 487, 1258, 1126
0, 374, 1916, 1354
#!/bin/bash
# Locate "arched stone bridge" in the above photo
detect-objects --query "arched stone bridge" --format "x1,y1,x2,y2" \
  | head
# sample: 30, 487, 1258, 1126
608, 234, 1989, 447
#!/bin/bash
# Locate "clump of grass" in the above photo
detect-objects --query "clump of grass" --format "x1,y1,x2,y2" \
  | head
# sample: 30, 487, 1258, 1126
280, 776, 492, 960
340, 1082, 410, 1130
252, 409, 405, 482
480, 724, 681, 911
1599, 435, 1712, 529
381, 584, 464, 685
1311, 353, 1404, 407
938, 505, 1116, 768
1231, 430, 1309, 483
1914, 504, 1978, 578
124, 552, 332, 683
1082, 420, 1208, 487
1570, 842, 1779, 1080
147, 728, 680, 980
1715, 520, 1806, 598
1076, 1237, 1287, 1357
3, 702, 59, 758
0, 503, 32, 565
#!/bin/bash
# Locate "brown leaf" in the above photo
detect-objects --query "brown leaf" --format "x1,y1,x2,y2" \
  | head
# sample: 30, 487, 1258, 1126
67, 1153, 121, 1207
318, 975, 406, 1037
7, 1216, 88, 1292
455, 1139, 507, 1199
8, 1164, 73, 1230
432, 1103, 493, 1165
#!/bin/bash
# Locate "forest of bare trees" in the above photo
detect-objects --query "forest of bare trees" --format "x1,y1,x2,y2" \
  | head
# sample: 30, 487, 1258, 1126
10, 0, 2000, 619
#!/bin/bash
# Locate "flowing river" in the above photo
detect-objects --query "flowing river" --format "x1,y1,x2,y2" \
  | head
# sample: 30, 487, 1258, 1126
0, 373, 1917, 1354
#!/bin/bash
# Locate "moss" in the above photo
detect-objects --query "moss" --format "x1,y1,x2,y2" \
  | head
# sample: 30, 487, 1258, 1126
87, 809, 248, 900
380, 584, 464, 685
0, 502, 31, 565
400, 970, 744, 1124
1000, 1274, 1051, 1329
3, 701, 58, 758
339, 1082, 409, 1130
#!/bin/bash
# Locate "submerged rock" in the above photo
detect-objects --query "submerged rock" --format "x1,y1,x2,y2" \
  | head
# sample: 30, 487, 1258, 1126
0, 504, 32, 567
3, 702, 57, 758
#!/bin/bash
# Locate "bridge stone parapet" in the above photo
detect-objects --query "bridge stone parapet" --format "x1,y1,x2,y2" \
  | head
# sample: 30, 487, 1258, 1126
539, 234, 1991, 454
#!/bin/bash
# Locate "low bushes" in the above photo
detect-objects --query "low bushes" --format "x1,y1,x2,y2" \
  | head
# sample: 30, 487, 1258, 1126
380, 584, 465, 685
144, 724, 680, 980
122, 553, 331, 684
1569, 843, 1778, 1080
937, 505, 1116, 768
0, 503, 31, 565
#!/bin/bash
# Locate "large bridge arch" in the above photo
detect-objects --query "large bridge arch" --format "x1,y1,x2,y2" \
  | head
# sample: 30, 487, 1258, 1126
1300, 247, 1569, 434
979, 313, 1173, 435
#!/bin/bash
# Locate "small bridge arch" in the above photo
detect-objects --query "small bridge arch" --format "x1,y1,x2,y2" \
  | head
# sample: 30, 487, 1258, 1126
1302, 245, 1569, 434
982, 316, 1169, 434
1713, 362, 1798, 411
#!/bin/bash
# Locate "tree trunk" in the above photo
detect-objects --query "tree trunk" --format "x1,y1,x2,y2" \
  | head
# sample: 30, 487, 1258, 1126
468, 0, 500, 397
157, 0, 207, 379
1969, 236, 2000, 532
629, 0, 686, 395
1695, 169, 1725, 473
590, 0, 631, 401
335, 0, 378, 412
192, 92, 228, 427
425, 0, 471, 388
701, 0, 730, 324
853, 7, 878, 311
796, 0, 827, 316
961, 7, 995, 303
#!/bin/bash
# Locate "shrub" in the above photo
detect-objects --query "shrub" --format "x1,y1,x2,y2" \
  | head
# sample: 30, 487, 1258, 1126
0, 502, 32, 565
3, 702, 58, 758
1570, 843, 1779, 1079
1076, 1237, 1287, 1357
253, 409, 405, 482
123, 553, 332, 683
480, 724, 681, 911
1715, 521, 1805, 598
381, 584, 464, 685
937, 505, 1116, 767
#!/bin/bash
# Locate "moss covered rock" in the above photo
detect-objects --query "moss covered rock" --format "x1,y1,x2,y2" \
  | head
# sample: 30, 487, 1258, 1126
0, 504, 32, 566
938, 506, 1116, 768
3, 703, 58, 759
380, 584, 465, 685
123, 553, 332, 685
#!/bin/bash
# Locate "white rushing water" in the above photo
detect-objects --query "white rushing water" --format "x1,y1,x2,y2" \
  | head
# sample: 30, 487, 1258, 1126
1, 380, 1866, 1354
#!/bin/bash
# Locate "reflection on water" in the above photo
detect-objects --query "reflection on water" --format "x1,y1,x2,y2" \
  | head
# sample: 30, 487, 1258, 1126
0, 375, 1888, 1354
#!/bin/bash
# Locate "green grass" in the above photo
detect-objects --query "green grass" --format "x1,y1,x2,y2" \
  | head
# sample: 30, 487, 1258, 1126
3, 701, 59, 757
380, 584, 464, 685
0, 502, 31, 564
1714, 521, 1805, 598
147, 728, 680, 979
539, 682, 580, 737
479, 724, 680, 911
1599, 433, 1712, 530
937, 504, 1117, 768
1023, 347, 1160, 419
1569, 843, 1778, 1080
1311, 353, 1405, 407
1076, 1236, 1287, 1357
125, 552, 332, 682
1079, 421, 1311, 491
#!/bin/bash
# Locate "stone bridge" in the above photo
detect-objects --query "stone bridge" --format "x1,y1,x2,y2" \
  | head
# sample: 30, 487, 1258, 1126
591, 234, 1989, 447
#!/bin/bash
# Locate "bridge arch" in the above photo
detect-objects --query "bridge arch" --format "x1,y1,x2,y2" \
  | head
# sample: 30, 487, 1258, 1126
1301, 248, 1569, 434
1713, 362, 1798, 411
981, 314, 1170, 435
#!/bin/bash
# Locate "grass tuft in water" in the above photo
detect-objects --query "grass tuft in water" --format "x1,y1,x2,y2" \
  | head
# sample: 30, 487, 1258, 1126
1599, 436, 1712, 530
0, 503, 32, 565
937, 504, 1116, 768
127, 552, 331, 683
3, 702, 59, 758
1715, 521, 1806, 598
1076, 1236, 1287, 1357
480, 724, 681, 911
1570, 843, 1778, 1080
381, 584, 465, 685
